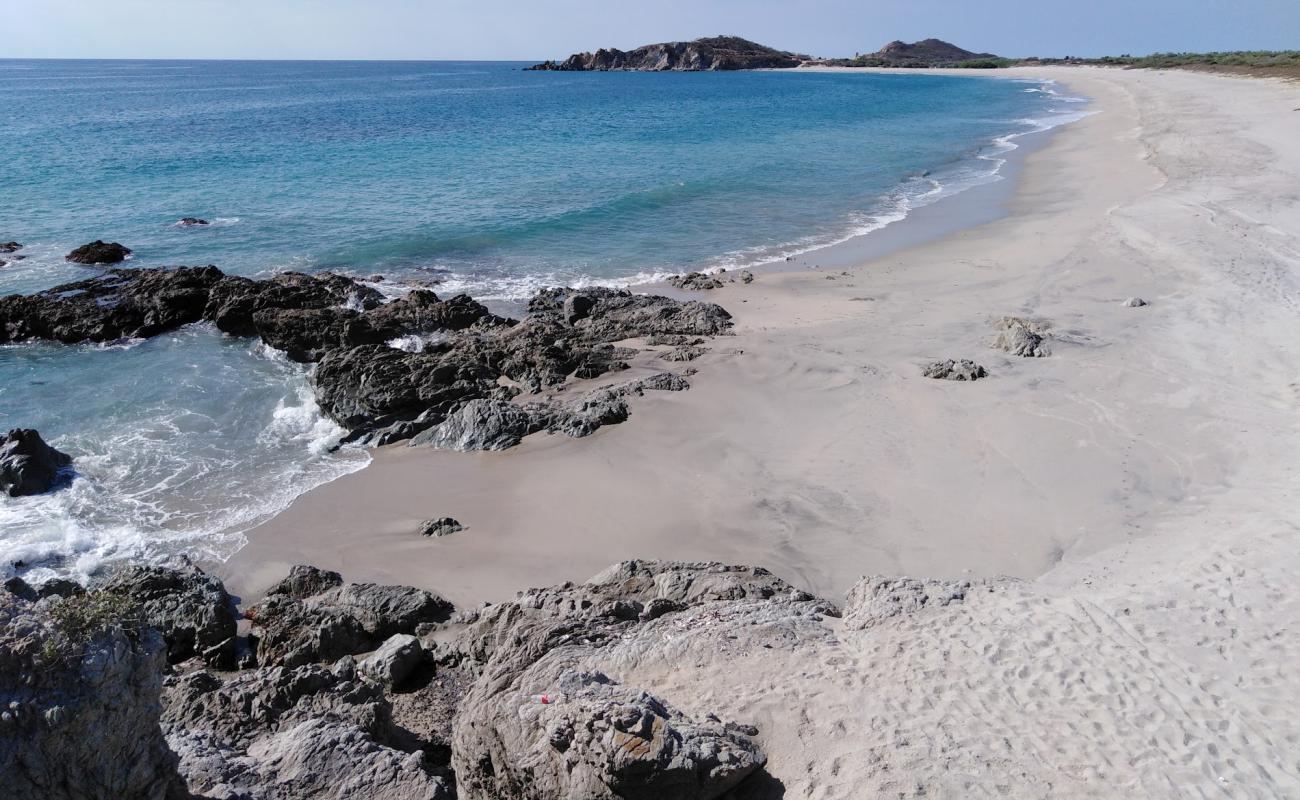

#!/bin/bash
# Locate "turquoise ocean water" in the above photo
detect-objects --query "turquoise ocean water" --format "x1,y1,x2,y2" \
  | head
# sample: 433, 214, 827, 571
0, 60, 1085, 580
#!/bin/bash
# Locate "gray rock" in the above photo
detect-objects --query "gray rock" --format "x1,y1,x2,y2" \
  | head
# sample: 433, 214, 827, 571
248, 571, 453, 669
739, 269, 755, 284
668, 271, 725, 291
414, 399, 537, 452
265, 564, 344, 600
100, 561, 239, 670
162, 662, 452, 800
0, 241, 21, 253
1123, 297, 1149, 307
662, 343, 709, 362
359, 634, 424, 687
923, 359, 988, 381
994, 316, 1051, 357
448, 560, 837, 800
177, 217, 209, 226
419, 517, 464, 537
0, 429, 73, 497
843, 576, 987, 630
0, 593, 183, 800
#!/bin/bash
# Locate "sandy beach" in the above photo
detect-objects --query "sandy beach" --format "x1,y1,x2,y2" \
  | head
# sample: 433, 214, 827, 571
214, 65, 1300, 795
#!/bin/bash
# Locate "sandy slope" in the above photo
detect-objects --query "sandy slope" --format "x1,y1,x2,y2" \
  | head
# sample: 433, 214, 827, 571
218, 66, 1300, 795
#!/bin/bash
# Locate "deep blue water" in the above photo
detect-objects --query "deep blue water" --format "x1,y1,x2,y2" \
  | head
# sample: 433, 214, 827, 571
0, 60, 1084, 581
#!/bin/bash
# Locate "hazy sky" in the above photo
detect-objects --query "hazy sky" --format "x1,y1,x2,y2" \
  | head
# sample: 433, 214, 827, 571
9, 0, 1299, 61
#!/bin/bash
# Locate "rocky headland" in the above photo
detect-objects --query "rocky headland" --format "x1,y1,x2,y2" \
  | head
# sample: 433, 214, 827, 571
528, 36, 806, 72
819, 39, 1003, 68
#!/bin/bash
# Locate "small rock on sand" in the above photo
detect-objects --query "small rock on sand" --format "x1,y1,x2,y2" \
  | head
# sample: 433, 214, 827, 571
668, 272, 724, 291
923, 359, 988, 381
1123, 297, 1149, 307
994, 316, 1051, 357
420, 517, 465, 537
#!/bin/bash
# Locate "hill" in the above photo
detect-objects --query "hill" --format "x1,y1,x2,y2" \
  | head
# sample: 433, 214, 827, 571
527, 36, 807, 72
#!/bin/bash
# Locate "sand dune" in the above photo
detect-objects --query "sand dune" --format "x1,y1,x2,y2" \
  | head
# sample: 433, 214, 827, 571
218, 66, 1300, 796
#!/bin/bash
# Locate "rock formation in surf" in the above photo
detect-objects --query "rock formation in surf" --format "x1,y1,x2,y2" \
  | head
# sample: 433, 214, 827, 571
0, 269, 732, 450
66, 240, 132, 264
528, 36, 806, 72
0, 428, 73, 497
923, 359, 988, 381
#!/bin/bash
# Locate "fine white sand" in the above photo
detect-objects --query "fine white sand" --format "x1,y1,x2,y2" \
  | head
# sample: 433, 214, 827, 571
220, 66, 1300, 796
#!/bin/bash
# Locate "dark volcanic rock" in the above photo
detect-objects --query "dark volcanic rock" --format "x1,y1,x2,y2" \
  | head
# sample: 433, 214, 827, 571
177, 217, 209, 226
0, 266, 224, 345
0, 592, 183, 800
0, 428, 73, 497
202, 272, 383, 339
0, 242, 21, 253
265, 564, 344, 600
100, 562, 239, 669
66, 240, 132, 264
529, 35, 805, 71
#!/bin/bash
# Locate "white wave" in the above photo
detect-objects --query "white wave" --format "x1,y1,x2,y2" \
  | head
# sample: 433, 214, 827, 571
386, 331, 450, 353
259, 385, 349, 457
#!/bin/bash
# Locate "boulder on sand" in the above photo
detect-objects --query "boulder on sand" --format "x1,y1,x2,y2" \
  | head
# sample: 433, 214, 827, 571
419, 518, 464, 537
923, 359, 988, 381
993, 316, 1051, 357
0, 428, 73, 497
66, 240, 132, 264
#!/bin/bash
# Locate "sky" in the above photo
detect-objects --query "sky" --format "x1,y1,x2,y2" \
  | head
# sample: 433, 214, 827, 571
8, 0, 1299, 61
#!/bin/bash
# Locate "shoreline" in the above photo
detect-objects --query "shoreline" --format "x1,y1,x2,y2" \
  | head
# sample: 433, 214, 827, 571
216, 65, 1122, 607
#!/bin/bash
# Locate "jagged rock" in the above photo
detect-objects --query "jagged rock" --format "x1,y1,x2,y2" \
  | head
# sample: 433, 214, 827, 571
411, 398, 537, 452
248, 572, 453, 669
646, 334, 704, 347
448, 560, 838, 800
66, 240, 132, 264
3, 576, 85, 601
202, 272, 381, 338
662, 343, 709, 362
177, 217, 209, 226
359, 634, 425, 687
1, 429, 73, 497
1124, 297, 1149, 307
265, 564, 344, 600
420, 518, 464, 538
843, 576, 988, 630
0, 267, 223, 345
100, 562, 239, 669
162, 661, 452, 799
0, 593, 183, 800
668, 272, 725, 291
923, 359, 988, 381
994, 316, 1051, 357
528, 36, 805, 72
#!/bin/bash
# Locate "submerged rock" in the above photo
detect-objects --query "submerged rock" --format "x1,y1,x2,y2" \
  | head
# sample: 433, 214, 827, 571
923, 359, 988, 381
177, 217, 209, 226
419, 518, 464, 538
0, 241, 21, 253
66, 240, 132, 264
993, 316, 1051, 357
0, 428, 73, 497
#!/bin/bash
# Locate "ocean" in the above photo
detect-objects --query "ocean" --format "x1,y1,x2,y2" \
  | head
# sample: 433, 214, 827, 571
0, 59, 1086, 582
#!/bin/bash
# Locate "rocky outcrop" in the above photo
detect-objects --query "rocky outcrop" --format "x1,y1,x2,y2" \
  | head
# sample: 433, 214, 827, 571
529, 36, 805, 72
66, 240, 132, 264
0, 592, 183, 800
99, 562, 239, 669
994, 316, 1051, 357
842, 575, 987, 630
1, 429, 73, 497
162, 658, 452, 800
2, 269, 731, 448
923, 359, 988, 381
247, 576, 453, 669
177, 218, 209, 226
446, 560, 838, 800
0, 267, 224, 345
